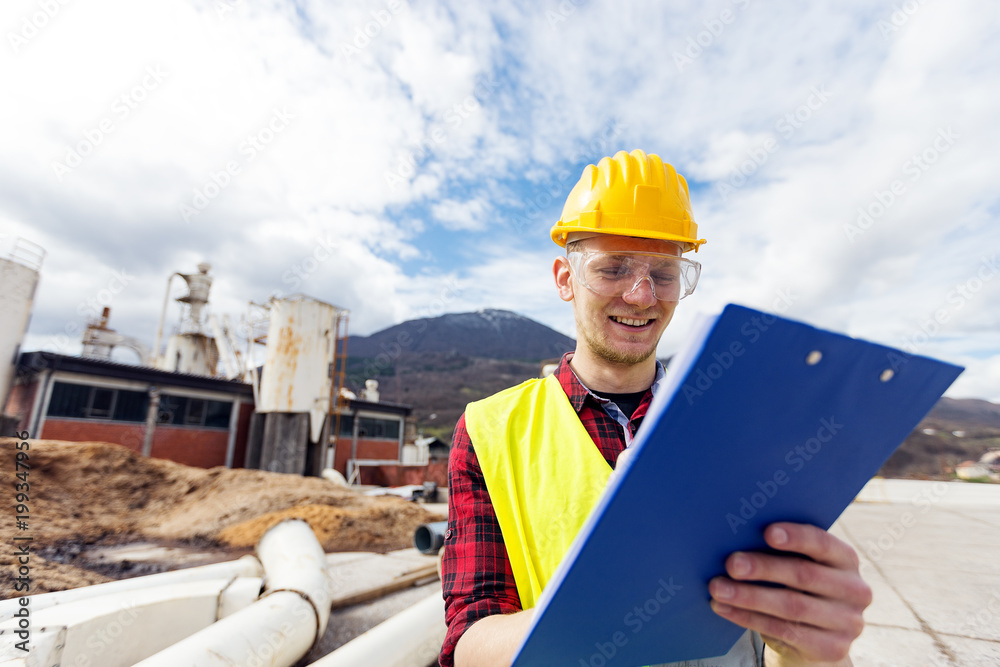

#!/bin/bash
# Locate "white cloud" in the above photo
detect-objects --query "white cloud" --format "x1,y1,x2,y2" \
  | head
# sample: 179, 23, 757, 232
1, 0, 998, 403
430, 198, 489, 231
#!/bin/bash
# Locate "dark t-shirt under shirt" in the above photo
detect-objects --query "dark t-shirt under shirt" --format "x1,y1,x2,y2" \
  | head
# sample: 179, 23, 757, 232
590, 389, 646, 420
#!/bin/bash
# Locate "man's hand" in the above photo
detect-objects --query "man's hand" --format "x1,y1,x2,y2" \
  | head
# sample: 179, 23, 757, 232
708, 522, 871, 666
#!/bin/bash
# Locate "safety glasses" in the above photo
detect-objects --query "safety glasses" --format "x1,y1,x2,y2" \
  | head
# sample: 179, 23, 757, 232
567, 250, 701, 302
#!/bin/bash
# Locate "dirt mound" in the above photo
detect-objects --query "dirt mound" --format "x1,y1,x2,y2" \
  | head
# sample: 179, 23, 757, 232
0, 438, 444, 596
0, 550, 113, 595
218, 503, 436, 552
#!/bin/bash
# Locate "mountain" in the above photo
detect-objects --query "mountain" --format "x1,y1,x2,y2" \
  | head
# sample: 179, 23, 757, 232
346, 309, 575, 362
342, 310, 997, 482
925, 397, 1000, 429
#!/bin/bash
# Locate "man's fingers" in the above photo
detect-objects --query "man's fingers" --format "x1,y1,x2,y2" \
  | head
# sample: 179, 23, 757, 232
720, 550, 873, 607
709, 576, 865, 636
764, 522, 859, 570
709, 601, 857, 664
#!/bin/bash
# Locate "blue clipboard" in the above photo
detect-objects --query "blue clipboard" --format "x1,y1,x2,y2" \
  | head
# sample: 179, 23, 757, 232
511, 304, 963, 666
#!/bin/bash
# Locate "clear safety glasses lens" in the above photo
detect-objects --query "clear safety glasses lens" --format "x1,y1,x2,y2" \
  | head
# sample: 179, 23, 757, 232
568, 251, 701, 301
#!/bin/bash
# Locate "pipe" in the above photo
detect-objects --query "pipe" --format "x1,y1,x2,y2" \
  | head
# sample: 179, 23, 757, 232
225, 395, 240, 468
152, 273, 181, 368
256, 519, 333, 644
134, 519, 332, 667
0, 555, 262, 623
414, 521, 448, 555
0, 577, 262, 667
306, 591, 446, 667
27, 367, 52, 439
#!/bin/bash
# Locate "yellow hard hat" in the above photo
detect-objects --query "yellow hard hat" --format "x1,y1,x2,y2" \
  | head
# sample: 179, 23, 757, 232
550, 149, 706, 253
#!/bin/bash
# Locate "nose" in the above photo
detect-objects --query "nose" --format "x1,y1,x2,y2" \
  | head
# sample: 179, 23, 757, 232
622, 276, 658, 308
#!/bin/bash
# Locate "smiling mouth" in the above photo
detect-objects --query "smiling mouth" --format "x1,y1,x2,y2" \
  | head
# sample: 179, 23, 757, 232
610, 315, 653, 328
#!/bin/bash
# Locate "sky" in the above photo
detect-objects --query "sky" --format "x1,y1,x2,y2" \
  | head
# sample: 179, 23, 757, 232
1, 0, 999, 401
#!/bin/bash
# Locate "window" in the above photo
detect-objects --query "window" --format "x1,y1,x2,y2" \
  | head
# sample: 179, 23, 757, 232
47, 382, 148, 423
357, 416, 400, 440
113, 390, 149, 422
157, 395, 186, 425
47, 383, 90, 419
89, 388, 114, 419
338, 414, 354, 437
158, 395, 232, 429
185, 399, 206, 426
205, 400, 232, 428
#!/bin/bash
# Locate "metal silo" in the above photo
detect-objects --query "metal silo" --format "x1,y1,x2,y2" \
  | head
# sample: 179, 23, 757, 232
0, 238, 45, 419
247, 295, 347, 475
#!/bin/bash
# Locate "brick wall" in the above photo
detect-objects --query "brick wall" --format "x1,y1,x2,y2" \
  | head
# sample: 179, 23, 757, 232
42, 419, 147, 453
41, 418, 229, 468
150, 426, 229, 468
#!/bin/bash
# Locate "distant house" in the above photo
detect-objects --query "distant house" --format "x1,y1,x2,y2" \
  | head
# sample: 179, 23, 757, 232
956, 460, 992, 480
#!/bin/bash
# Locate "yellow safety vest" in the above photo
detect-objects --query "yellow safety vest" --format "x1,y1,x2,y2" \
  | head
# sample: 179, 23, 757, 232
465, 373, 612, 609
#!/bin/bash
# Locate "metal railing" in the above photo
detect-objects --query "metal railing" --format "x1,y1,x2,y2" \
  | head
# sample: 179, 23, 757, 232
3, 236, 46, 271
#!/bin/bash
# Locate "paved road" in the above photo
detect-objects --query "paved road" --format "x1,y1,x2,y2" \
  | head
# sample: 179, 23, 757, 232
835, 482, 1000, 666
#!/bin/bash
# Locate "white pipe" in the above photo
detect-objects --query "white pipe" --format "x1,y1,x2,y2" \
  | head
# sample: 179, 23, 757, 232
134, 520, 333, 667
306, 591, 446, 667
152, 272, 181, 367
0, 577, 262, 667
131, 591, 318, 667
257, 519, 334, 644
0, 555, 262, 623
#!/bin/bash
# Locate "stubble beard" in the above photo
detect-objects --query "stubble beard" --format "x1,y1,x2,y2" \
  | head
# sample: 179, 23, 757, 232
580, 324, 657, 366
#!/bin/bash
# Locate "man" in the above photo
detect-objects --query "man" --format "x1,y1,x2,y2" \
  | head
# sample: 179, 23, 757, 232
440, 149, 871, 667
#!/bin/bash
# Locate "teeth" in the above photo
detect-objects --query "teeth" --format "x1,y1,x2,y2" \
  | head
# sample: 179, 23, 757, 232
612, 316, 651, 327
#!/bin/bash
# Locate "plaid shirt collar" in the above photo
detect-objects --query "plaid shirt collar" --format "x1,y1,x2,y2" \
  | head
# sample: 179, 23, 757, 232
553, 351, 666, 413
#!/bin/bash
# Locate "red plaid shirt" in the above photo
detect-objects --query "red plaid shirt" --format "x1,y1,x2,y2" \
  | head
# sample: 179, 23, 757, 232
439, 353, 657, 666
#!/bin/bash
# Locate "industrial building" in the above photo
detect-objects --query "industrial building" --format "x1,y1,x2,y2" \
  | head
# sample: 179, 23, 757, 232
1, 237, 445, 485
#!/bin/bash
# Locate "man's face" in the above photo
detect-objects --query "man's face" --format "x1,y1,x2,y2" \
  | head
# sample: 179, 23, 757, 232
556, 235, 683, 366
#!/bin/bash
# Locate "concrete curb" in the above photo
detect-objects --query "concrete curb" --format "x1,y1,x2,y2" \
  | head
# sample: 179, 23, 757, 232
855, 478, 1000, 507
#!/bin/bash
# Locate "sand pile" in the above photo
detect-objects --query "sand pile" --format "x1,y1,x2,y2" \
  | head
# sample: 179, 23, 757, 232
0, 438, 444, 595
217, 503, 437, 551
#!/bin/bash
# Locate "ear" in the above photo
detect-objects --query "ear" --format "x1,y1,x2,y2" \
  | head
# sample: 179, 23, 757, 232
553, 256, 574, 302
